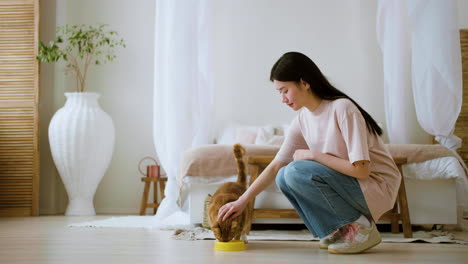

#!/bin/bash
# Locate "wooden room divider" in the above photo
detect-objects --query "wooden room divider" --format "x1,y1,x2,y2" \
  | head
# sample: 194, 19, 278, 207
456, 29, 468, 166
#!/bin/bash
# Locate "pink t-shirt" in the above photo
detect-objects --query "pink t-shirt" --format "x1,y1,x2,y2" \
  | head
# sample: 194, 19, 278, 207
274, 98, 401, 221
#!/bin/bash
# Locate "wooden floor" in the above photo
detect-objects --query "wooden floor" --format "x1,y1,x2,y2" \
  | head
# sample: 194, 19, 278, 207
0, 216, 467, 264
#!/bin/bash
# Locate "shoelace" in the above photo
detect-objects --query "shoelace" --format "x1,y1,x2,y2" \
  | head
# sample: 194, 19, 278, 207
342, 223, 361, 242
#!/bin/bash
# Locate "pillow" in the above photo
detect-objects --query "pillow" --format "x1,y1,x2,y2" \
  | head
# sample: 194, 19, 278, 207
216, 126, 237, 145
275, 124, 290, 136
235, 127, 259, 144
216, 124, 288, 145
216, 124, 261, 145
255, 127, 284, 146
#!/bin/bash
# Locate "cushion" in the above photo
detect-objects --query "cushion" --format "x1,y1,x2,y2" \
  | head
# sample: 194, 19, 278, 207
216, 124, 288, 145
255, 127, 285, 146
216, 124, 261, 145
235, 127, 259, 144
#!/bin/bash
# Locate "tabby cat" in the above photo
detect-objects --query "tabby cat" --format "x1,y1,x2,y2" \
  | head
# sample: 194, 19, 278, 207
208, 143, 252, 242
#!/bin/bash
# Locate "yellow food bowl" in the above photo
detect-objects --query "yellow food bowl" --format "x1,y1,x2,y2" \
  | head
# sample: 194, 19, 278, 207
214, 240, 246, 251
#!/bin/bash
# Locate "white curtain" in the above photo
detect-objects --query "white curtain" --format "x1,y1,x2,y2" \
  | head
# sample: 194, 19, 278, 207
407, 0, 467, 216
377, 0, 463, 149
407, 0, 463, 151
153, 0, 214, 226
377, 0, 467, 215
376, 0, 421, 144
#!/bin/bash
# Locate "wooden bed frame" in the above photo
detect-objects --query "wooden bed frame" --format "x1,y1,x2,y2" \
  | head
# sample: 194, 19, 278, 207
247, 156, 413, 238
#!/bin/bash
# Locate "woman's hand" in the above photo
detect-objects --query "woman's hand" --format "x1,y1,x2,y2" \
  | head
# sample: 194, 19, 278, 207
293, 149, 319, 161
217, 199, 248, 222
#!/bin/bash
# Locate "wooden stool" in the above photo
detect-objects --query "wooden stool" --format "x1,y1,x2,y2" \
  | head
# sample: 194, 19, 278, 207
381, 157, 412, 238
139, 177, 167, 215
247, 156, 413, 238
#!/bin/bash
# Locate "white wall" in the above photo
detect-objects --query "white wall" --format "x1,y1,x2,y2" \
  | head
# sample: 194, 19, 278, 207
213, 0, 386, 130
39, 0, 467, 214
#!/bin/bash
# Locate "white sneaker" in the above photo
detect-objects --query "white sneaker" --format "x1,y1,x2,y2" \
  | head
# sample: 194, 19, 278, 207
319, 228, 344, 249
328, 221, 381, 254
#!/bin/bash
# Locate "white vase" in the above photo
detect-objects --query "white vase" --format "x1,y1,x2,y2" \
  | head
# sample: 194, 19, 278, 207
49, 92, 115, 215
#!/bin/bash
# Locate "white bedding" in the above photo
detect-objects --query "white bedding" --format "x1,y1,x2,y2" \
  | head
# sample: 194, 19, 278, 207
403, 156, 468, 213
402, 156, 465, 180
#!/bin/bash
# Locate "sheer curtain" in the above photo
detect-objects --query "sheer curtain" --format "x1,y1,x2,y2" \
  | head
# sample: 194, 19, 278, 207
376, 0, 420, 144
407, 0, 467, 214
407, 0, 463, 152
377, 0, 467, 215
153, 0, 214, 226
377, 0, 463, 150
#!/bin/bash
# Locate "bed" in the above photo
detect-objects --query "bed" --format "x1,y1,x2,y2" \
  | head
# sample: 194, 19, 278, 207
177, 132, 467, 227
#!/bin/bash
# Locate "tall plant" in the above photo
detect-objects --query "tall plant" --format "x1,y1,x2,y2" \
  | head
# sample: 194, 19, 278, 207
37, 24, 126, 92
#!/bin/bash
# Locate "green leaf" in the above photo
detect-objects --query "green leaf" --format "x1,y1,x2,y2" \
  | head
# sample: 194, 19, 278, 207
35, 23, 125, 91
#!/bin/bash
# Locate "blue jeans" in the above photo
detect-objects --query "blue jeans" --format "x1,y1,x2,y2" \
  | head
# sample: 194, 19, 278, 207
275, 160, 371, 238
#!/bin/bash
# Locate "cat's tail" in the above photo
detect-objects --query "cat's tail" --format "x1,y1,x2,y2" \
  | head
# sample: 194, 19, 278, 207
233, 143, 247, 188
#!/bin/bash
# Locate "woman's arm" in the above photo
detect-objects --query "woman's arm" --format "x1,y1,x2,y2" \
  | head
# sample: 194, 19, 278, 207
294, 149, 370, 180
217, 159, 287, 221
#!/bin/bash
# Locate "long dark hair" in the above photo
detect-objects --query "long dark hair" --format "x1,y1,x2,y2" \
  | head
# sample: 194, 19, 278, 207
270, 52, 382, 136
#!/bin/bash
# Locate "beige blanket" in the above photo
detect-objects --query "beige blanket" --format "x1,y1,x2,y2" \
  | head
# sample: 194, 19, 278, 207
386, 144, 454, 164
179, 144, 280, 179
178, 144, 455, 183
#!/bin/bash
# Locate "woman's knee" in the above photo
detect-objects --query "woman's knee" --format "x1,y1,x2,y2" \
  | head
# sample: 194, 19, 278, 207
275, 167, 287, 190
283, 161, 306, 187
284, 160, 324, 186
